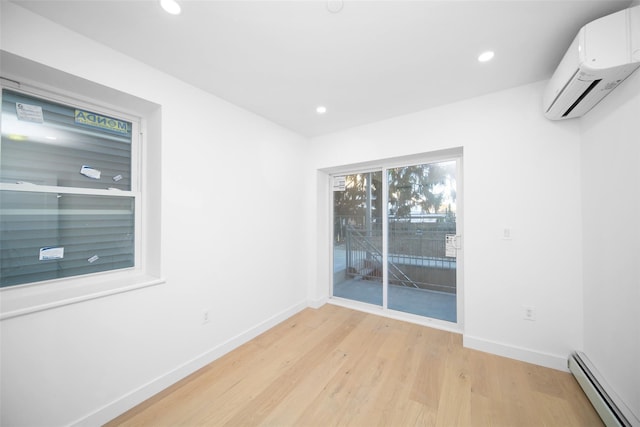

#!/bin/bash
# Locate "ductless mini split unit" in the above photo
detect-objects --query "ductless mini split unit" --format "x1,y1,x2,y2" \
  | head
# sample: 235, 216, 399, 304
543, 5, 640, 120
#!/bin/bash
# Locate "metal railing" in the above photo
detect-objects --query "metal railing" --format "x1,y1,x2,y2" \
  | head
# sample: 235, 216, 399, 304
343, 223, 456, 292
346, 226, 420, 288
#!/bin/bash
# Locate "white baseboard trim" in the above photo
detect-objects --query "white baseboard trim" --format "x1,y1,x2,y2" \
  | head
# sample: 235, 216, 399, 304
73, 300, 308, 427
463, 335, 569, 372
307, 296, 328, 309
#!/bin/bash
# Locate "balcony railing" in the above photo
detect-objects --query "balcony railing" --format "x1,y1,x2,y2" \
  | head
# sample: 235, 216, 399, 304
343, 222, 456, 293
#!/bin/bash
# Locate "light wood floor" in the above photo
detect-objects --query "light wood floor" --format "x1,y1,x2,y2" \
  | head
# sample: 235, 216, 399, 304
107, 304, 602, 426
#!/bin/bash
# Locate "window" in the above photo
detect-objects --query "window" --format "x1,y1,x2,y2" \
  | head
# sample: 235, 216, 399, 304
1, 88, 139, 288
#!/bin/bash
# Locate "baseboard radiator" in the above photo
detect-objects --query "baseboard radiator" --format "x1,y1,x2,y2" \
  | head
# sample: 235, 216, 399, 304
568, 352, 634, 427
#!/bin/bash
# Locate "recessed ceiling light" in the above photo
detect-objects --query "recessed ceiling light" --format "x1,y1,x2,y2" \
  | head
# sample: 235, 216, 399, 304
160, 0, 181, 15
478, 51, 495, 63
316, 106, 327, 114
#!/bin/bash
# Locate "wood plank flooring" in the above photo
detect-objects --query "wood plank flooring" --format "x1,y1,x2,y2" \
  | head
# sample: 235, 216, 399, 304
107, 304, 602, 426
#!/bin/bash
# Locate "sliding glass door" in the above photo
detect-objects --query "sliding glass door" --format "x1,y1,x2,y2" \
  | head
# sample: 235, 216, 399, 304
387, 160, 457, 321
332, 171, 383, 306
332, 157, 460, 324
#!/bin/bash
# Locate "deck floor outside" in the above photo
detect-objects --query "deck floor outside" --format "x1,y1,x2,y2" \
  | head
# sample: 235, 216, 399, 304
333, 246, 457, 322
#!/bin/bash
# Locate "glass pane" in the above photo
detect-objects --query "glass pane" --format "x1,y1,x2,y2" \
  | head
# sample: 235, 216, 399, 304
1, 89, 132, 190
0, 191, 135, 287
387, 161, 457, 321
333, 172, 383, 306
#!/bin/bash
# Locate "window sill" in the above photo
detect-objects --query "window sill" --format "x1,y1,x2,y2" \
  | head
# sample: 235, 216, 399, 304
0, 272, 165, 321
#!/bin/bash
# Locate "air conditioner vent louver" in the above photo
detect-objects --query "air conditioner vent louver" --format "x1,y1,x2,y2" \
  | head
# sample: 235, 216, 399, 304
562, 79, 601, 117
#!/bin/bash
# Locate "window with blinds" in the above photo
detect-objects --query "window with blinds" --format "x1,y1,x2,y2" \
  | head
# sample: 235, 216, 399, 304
0, 88, 138, 288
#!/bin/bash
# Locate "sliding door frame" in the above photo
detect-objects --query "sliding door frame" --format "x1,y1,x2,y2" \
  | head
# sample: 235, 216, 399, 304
327, 149, 464, 332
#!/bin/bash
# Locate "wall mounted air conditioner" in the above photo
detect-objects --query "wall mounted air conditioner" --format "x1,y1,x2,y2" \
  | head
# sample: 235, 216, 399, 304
543, 5, 640, 120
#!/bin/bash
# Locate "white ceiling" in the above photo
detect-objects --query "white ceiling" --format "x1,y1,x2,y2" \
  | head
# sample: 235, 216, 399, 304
10, 0, 632, 137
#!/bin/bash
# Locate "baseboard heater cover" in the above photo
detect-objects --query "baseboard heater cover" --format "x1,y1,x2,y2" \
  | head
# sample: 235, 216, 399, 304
568, 351, 634, 427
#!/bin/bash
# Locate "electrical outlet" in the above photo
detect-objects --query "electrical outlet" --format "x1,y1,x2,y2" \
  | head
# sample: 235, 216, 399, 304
523, 305, 536, 321
202, 309, 210, 325
502, 227, 512, 240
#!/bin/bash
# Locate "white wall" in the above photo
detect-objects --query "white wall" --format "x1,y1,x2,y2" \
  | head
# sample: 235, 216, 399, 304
580, 68, 640, 422
0, 3, 308, 426
308, 81, 585, 370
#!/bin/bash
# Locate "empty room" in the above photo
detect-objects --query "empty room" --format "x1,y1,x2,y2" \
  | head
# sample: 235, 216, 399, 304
1, 0, 638, 426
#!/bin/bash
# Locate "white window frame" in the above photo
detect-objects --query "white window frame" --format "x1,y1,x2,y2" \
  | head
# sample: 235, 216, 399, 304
0, 76, 163, 320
